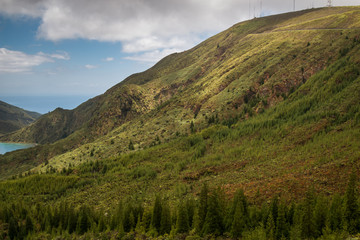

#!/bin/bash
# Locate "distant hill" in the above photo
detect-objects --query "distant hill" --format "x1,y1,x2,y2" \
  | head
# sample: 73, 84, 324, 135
0, 100, 41, 135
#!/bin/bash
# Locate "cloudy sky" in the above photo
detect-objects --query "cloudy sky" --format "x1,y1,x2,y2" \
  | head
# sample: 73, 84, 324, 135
0, 0, 359, 113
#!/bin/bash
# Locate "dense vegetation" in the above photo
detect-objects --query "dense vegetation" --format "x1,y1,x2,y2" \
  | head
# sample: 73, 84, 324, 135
1, 175, 359, 239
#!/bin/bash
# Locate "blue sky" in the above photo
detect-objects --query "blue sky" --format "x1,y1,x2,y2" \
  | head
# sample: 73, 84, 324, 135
0, 0, 359, 113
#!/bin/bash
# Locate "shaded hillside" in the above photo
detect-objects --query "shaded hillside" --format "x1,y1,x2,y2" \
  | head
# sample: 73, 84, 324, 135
0, 100, 41, 135
1, 6, 360, 187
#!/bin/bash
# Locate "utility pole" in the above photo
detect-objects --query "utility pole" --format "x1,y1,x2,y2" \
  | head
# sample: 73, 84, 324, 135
293, 0, 295, 11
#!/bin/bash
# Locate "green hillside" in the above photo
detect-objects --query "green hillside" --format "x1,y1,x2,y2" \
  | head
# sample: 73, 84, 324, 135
0, 100, 41, 136
0, 6, 360, 239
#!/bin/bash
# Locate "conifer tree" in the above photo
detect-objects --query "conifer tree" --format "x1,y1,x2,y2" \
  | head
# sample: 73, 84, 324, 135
186, 198, 196, 229
231, 201, 246, 238
8, 217, 18, 240
275, 203, 287, 240
190, 121, 195, 133
202, 191, 224, 236
270, 196, 279, 227
227, 189, 249, 232
67, 207, 77, 234
176, 201, 189, 234
135, 215, 146, 234
266, 212, 275, 240
345, 171, 359, 234
128, 140, 135, 150
111, 200, 123, 230
98, 214, 106, 232
160, 201, 171, 234
123, 203, 134, 232
76, 206, 89, 235
328, 193, 343, 231
151, 195, 162, 232
192, 208, 201, 233
25, 215, 34, 235
198, 183, 208, 232
301, 188, 316, 239
313, 195, 328, 238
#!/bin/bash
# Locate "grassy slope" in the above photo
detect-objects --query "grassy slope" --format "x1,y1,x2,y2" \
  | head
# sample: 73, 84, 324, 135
0, 100, 41, 135
0, 7, 359, 206
31, 6, 360, 170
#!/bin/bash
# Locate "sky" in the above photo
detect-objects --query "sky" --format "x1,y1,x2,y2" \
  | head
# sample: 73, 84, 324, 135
0, 0, 359, 113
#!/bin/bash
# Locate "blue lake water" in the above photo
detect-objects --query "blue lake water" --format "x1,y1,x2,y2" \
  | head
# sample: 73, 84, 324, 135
0, 142, 35, 154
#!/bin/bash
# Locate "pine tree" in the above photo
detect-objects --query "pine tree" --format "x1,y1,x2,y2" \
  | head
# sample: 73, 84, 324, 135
275, 203, 287, 240
135, 215, 146, 234
76, 206, 89, 235
231, 201, 246, 238
198, 183, 208, 232
160, 201, 171, 234
98, 214, 106, 232
266, 212, 275, 240
111, 200, 123, 230
128, 140, 135, 150
151, 195, 162, 232
227, 189, 249, 232
202, 191, 224, 236
192, 208, 201, 233
67, 207, 77, 234
176, 201, 189, 234
328, 193, 343, 231
301, 188, 316, 239
8, 217, 18, 240
123, 203, 134, 232
186, 198, 196, 229
25, 215, 34, 235
313, 195, 328, 238
190, 121, 195, 133
345, 171, 359, 234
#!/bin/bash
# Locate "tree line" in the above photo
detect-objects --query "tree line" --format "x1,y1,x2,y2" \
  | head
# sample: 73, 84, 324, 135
0, 173, 359, 239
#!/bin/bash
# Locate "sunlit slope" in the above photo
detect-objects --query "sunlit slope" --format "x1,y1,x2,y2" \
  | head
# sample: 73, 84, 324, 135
1, 49, 359, 208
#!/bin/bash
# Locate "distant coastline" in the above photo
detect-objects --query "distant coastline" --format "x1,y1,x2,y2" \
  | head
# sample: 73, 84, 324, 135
0, 95, 92, 114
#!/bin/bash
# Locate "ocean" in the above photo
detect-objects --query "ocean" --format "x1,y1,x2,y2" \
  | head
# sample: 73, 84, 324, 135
0, 95, 93, 114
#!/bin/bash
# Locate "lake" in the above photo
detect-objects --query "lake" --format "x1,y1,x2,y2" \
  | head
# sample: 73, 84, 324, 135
0, 142, 35, 155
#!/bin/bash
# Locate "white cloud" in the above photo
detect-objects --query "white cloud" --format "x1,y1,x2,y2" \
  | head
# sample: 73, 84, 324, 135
0, 48, 70, 73
103, 57, 114, 62
49, 51, 70, 60
85, 64, 97, 69
0, 48, 52, 73
124, 48, 181, 63
1, 0, 360, 63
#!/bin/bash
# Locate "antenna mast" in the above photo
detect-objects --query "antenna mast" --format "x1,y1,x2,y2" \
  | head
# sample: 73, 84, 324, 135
293, 0, 296, 11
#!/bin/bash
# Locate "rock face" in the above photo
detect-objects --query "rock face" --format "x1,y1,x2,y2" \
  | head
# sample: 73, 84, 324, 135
0, 100, 41, 135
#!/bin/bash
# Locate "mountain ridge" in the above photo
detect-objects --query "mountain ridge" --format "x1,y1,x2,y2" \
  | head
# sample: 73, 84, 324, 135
0, 100, 41, 136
